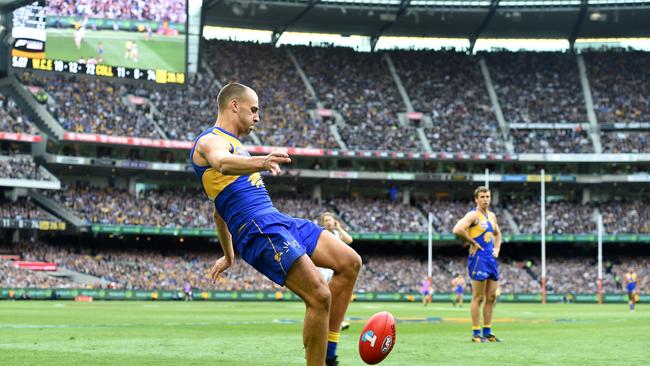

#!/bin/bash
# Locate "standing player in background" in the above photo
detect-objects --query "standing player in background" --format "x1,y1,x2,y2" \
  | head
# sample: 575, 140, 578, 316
124, 41, 133, 59
130, 43, 139, 63
97, 42, 104, 63
453, 186, 502, 343
624, 268, 639, 311
319, 212, 353, 332
192, 83, 362, 366
452, 273, 466, 307
421, 276, 432, 307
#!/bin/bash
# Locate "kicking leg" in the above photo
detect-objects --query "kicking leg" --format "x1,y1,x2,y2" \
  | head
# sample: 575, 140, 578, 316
311, 230, 362, 362
285, 255, 332, 366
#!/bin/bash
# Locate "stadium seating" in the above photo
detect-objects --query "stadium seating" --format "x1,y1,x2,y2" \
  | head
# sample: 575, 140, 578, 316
2, 241, 645, 294
0, 92, 39, 134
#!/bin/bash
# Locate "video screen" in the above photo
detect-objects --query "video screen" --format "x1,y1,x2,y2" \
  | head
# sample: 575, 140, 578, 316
12, 1, 187, 84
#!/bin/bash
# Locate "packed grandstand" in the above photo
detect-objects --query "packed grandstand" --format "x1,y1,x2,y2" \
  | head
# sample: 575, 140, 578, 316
1, 37, 649, 298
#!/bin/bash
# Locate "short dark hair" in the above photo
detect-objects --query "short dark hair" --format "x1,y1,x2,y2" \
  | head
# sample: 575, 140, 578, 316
474, 186, 490, 198
217, 82, 250, 111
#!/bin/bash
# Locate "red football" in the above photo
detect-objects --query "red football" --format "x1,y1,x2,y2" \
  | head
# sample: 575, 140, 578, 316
358, 311, 397, 365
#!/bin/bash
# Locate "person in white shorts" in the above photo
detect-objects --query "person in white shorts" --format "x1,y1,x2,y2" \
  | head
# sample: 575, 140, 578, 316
319, 212, 354, 330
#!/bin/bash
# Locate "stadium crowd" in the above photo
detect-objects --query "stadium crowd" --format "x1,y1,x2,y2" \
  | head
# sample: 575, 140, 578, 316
485, 52, 586, 123
391, 50, 506, 153
601, 200, 650, 234
0, 92, 39, 135
506, 198, 596, 234
585, 51, 650, 123
601, 131, 650, 153
0, 197, 59, 221
37, 184, 650, 235
21, 73, 164, 139
5, 241, 645, 295
46, 184, 213, 227
0, 156, 51, 181
511, 129, 594, 153
46, 0, 187, 23
331, 197, 427, 232
294, 45, 415, 152
1, 261, 72, 289
205, 41, 339, 149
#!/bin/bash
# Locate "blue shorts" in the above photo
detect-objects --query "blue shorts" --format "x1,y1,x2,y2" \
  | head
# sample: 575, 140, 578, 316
235, 212, 324, 286
455, 285, 464, 294
468, 254, 499, 282
627, 283, 637, 293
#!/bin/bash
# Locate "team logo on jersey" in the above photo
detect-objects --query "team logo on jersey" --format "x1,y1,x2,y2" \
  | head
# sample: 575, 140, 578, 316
248, 173, 264, 188
283, 240, 300, 250
381, 336, 393, 353
480, 220, 489, 229
483, 232, 493, 243
361, 330, 377, 347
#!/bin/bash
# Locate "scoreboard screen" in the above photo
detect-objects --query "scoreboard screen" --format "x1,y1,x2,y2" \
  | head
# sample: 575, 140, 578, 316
11, 1, 187, 84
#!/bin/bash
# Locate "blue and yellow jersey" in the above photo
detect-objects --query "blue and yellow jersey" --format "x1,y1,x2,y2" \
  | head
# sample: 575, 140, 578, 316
626, 272, 637, 285
190, 126, 278, 237
467, 208, 494, 256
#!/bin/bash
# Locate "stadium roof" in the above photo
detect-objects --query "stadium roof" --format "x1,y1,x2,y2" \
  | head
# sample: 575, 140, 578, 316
203, 0, 650, 48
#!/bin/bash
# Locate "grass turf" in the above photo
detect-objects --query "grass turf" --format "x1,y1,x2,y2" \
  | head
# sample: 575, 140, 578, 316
45, 29, 186, 72
0, 301, 646, 365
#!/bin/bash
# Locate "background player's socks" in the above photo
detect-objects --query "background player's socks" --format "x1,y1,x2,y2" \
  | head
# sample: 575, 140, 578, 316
472, 326, 481, 337
327, 331, 340, 360
482, 325, 492, 337
630, 302, 635, 311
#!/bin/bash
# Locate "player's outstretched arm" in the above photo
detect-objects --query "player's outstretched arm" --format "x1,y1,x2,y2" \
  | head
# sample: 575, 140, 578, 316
211, 210, 235, 283
452, 212, 483, 254
198, 134, 291, 176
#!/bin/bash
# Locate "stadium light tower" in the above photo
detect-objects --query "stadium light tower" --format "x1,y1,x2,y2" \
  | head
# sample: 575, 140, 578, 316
541, 169, 547, 305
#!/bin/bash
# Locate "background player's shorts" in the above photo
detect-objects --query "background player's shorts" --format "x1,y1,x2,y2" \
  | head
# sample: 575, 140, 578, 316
467, 254, 499, 281
236, 212, 324, 286
627, 283, 637, 293
455, 285, 464, 294
319, 267, 334, 283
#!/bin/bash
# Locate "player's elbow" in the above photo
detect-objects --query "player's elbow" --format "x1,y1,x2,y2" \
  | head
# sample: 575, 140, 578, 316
452, 226, 464, 237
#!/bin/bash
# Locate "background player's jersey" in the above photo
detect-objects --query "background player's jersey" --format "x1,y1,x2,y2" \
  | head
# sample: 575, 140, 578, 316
626, 272, 638, 292
626, 272, 637, 284
467, 208, 495, 256
190, 127, 278, 237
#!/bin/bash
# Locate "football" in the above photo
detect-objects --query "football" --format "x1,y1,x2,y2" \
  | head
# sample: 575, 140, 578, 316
358, 311, 397, 364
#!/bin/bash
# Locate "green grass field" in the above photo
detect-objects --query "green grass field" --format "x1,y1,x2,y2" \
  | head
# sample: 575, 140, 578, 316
45, 29, 186, 72
0, 301, 647, 365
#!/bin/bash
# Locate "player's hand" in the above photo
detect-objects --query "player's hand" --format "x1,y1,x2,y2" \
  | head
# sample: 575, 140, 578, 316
263, 151, 292, 176
468, 241, 484, 255
334, 220, 341, 230
492, 248, 500, 258
210, 256, 232, 283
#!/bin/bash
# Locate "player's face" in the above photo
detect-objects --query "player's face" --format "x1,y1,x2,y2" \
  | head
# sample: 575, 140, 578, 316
323, 215, 335, 230
475, 191, 491, 210
237, 90, 260, 135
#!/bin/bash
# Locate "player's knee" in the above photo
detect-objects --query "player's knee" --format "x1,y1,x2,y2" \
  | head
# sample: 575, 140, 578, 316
485, 294, 497, 304
472, 293, 484, 303
308, 283, 331, 312
349, 253, 362, 275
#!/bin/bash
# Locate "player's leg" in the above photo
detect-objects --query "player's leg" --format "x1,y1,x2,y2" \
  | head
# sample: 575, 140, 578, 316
470, 280, 486, 342
311, 230, 362, 363
482, 279, 502, 342
285, 255, 332, 366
